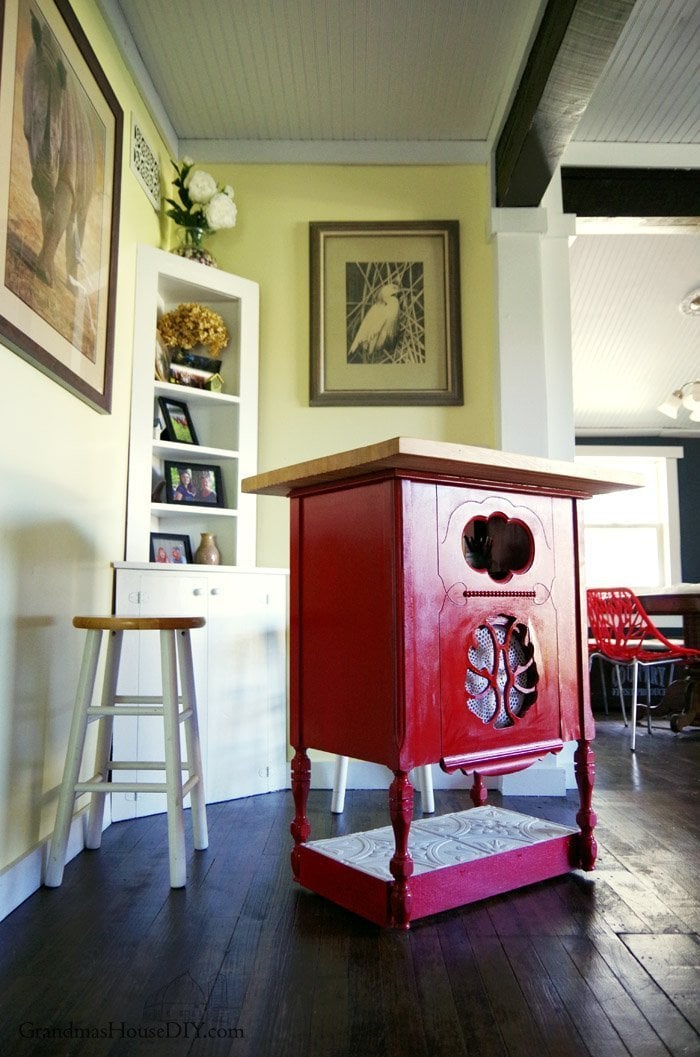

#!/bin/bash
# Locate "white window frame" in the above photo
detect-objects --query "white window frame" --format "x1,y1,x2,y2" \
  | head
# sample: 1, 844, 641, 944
574, 445, 683, 590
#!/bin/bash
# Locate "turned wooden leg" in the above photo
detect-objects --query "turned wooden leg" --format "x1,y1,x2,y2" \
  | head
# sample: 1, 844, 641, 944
290, 748, 311, 880
574, 739, 598, 871
469, 771, 488, 807
388, 771, 414, 929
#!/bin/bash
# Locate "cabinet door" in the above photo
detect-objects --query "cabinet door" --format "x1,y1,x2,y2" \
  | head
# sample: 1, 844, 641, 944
112, 568, 288, 820
112, 570, 208, 820
205, 572, 288, 802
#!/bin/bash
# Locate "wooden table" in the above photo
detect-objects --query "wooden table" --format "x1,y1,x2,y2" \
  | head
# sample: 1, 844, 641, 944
636, 586, 700, 649
244, 438, 640, 928
637, 586, 700, 730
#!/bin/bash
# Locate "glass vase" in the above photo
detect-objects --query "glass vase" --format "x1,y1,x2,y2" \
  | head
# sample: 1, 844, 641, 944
173, 227, 218, 268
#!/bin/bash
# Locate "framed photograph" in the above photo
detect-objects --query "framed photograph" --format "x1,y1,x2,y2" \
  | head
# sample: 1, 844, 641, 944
164, 461, 225, 508
310, 220, 463, 406
0, 0, 123, 413
149, 533, 193, 565
154, 334, 170, 382
158, 396, 199, 445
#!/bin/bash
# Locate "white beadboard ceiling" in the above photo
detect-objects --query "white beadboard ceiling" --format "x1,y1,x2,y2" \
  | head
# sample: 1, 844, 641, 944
106, 0, 544, 151
98, 0, 700, 436
575, 0, 699, 144
571, 233, 700, 433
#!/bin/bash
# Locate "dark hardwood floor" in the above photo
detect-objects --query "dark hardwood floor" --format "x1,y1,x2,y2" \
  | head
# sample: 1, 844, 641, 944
1, 715, 698, 1057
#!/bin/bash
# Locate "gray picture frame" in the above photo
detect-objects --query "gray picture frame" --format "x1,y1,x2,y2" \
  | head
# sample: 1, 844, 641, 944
310, 220, 463, 406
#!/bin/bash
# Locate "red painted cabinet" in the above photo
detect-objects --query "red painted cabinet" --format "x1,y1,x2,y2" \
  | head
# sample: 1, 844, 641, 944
244, 439, 638, 928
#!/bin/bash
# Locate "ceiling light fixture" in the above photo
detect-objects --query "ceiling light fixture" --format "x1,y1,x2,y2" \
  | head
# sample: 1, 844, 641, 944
679, 289, 700, 316
657, 380, 700, 420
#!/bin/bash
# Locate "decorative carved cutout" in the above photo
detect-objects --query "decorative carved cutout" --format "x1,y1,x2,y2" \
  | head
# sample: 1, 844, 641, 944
462, 513, 534, 583
465, 615, 538, 728
130, 117, 161, 210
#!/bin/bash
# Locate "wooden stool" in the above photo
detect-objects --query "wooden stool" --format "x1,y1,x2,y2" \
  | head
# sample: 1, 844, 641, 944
46, 616, 208, 889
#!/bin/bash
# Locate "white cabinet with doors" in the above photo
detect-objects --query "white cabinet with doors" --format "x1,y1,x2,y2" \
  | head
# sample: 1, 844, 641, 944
111, 564, 288, 821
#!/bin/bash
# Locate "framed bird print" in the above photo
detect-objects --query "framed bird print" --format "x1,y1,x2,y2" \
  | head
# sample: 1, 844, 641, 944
309, 220, 463, 406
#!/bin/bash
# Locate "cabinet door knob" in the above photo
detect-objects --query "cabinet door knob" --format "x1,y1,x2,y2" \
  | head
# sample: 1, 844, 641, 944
193, 588, 204, 596
210, 587, 221, 596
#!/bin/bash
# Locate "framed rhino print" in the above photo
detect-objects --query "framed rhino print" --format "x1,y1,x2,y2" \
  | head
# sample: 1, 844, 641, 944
0, 0, 123, 412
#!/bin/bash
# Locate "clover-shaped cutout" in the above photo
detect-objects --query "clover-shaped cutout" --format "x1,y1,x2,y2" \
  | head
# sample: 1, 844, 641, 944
462, 513, 534, 583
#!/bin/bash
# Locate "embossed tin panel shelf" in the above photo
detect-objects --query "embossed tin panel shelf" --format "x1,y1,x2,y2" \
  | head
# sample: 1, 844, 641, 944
299, 807, 577, 927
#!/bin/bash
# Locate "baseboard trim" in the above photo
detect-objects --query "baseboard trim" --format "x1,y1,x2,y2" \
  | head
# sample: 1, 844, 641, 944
310, 760, 481, 794
310, 750, 576, 799
0, 810, 89, 924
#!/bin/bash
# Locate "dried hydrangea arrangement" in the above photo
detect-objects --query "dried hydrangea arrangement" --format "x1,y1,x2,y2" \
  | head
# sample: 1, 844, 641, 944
157, 302, 229, 358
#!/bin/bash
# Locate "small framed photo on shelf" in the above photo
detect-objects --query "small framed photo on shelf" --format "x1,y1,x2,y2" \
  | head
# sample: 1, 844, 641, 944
168, 348, 223, 389
164, 461, 225, 508
158, 396, 199, 445
149, 532, 193, 564
155, 334, 171, 382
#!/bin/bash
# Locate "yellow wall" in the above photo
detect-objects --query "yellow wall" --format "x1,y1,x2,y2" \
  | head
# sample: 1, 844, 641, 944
0, 3, 497, 886
201, 164, 496, 566
0, 0, 167, 874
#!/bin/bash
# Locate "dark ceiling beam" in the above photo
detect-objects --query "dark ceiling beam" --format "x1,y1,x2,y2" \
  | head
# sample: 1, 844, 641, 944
495, 0, 636, 208
561, 166, 700, 221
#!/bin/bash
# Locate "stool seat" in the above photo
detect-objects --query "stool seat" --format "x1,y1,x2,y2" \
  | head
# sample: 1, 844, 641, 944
46, 614, 208, 889
73, 615, 206, 631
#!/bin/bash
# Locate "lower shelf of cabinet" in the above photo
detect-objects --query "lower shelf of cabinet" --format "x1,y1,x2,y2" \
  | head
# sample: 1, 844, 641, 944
295, 805, 579, 928
151, 503, 238, 518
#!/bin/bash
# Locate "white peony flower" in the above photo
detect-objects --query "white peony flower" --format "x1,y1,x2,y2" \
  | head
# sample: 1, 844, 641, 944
168, 158, 240, 243
182, 155, 194, 167
185, 168, 218, 203
205, 191, 238, 230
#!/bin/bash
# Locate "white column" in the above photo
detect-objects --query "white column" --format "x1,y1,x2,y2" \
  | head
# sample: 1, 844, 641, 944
490, 195, 577, 461
490, 191, 578, 793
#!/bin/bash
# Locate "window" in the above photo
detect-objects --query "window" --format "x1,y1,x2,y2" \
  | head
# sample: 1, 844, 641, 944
574, 447, 682, 590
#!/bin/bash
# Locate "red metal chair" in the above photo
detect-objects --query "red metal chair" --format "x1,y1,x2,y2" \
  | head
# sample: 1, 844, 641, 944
586, 587, 700, 751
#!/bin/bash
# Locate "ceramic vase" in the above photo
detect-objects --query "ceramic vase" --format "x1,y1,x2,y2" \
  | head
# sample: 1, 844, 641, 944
194, 532, 221, 565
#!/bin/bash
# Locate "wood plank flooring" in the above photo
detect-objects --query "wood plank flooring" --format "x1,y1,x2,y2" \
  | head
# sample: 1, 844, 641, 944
0, 716, 698, 1057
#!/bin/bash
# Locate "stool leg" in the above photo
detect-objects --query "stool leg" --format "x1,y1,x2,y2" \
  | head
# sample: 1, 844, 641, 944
417, 764, 435, 814
45, 629, 103, 887
331, 755, 349, 814
85, 630, 123, 849
161, 629, 187, 888
177, 628, 208, 851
